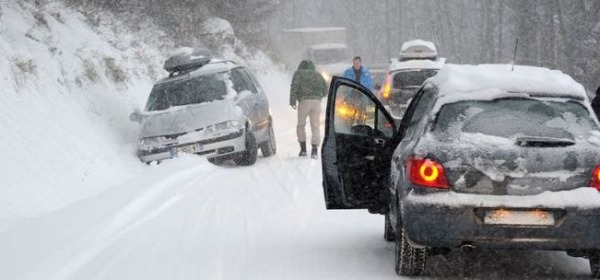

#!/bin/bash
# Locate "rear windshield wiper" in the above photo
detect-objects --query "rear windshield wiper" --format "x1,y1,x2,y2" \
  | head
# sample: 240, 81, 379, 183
515, 136, 576, 147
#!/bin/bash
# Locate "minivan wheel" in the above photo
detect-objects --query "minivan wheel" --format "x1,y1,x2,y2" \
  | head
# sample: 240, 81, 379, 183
234, 130, 258, 166
384, 214, 395, 242
208, 157, 225, 165
260, 122, 276, 157
591, 252, 600, 279
395, 227, 427, 276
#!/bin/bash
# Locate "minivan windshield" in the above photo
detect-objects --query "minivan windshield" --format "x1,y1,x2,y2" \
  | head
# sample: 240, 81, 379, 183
393, 69, 438, 88
433, 98, 598, 141
145, 72, 227, 111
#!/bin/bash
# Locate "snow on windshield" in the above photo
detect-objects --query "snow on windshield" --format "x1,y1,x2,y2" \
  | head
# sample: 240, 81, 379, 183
145, 72, 229, 111
433, 98, 598, 141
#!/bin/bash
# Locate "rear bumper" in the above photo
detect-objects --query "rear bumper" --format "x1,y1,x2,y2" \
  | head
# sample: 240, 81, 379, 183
138, 129, 245, 163
401, 188, 600, 250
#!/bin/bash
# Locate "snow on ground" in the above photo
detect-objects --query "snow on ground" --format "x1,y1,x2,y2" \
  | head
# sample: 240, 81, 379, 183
0, 1, 595, 279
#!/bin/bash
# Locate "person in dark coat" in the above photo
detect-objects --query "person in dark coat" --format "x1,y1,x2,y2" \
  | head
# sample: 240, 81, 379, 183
290, 60, 327, 158
592, 86, 600, 119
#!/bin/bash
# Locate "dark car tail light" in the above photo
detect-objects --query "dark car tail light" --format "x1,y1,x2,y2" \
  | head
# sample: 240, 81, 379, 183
381, 73, 392, 99
590, 165, 600, 191
407, 157, 450, 189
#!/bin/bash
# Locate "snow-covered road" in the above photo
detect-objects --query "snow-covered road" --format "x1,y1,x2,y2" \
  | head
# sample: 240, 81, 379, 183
0, 70, 593, 280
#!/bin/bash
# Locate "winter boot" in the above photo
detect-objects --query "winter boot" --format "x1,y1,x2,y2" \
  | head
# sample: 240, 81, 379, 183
311, 145, 318, 159
298, 142, 307, 157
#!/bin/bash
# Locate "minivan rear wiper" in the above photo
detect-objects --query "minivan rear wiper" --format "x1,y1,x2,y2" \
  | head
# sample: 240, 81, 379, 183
515, 136, 576, 147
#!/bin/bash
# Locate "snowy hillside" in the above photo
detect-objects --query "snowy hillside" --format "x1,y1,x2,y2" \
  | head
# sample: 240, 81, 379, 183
1, 1, 158, 227
0, 1, 277, 229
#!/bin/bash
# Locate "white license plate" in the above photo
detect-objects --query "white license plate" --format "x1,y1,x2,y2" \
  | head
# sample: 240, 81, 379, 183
484, 210, 555, 226
178, 143, 202, 153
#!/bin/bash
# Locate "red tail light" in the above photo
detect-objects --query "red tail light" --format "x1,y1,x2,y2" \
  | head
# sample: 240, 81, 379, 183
590, 165, 600, 190
407, 157, 450, 189
381, 73, 392, 99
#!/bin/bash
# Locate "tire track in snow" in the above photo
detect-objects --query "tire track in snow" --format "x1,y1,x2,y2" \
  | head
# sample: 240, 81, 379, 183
23, 161, 218, 280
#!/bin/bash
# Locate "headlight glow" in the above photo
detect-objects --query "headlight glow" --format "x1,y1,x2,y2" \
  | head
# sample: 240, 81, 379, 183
320, 71, 332, 82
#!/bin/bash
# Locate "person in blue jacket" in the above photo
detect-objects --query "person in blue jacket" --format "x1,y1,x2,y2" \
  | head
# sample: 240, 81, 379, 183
343, 56, 373, 91
342, 56, 373, 123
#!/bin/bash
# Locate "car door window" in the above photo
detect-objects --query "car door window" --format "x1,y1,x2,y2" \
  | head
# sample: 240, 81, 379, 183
332, 84, 394, 138
403, 88, 436, 139
334, 85, 375, 134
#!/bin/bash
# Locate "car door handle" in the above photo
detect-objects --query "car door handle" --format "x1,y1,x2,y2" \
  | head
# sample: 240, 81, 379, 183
374, 138, 385, 146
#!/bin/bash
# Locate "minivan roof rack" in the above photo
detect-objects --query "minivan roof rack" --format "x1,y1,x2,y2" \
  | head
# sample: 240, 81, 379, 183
164, 47, 213, 74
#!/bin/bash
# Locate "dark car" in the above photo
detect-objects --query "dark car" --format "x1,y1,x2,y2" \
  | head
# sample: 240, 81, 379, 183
380, 57, 445, 120
130, 47, 276, 165
321, 64, 600, 278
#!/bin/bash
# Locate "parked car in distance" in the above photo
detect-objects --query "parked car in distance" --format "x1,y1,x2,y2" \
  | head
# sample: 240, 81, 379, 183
321, 64, 600, 278
130, 47, 276, 165
380, 40, 445, 119
368, 64, 388, 93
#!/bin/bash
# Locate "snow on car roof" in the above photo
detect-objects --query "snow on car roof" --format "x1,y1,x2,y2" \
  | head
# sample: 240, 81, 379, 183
389, 57, 446, 71
157, 59, 234, 84
401, 39, 437, 53
431, 64, 587, 100
400, 39, 437, 59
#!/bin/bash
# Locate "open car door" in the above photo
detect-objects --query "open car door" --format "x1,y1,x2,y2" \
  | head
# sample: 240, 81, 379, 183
321, 76, 398, 212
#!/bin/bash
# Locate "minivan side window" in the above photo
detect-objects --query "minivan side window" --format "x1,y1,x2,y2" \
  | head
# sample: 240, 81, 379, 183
239, 68, 259, 93
230, 68, 252, 93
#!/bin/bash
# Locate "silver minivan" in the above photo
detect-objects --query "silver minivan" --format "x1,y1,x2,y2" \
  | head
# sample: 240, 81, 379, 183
130, 48, 276, 165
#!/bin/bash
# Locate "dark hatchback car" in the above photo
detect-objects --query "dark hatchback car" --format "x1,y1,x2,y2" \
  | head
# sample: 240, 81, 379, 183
321, 64, 600, 278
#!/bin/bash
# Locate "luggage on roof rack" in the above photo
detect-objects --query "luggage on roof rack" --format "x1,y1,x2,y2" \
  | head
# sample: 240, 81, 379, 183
399, 40, 437, 61
164, 47, 213, 74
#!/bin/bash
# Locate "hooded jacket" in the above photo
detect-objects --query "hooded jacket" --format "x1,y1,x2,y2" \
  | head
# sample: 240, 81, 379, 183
290, 60, 328, 106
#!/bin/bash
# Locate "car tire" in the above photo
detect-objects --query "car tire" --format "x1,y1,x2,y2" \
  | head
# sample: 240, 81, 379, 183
260, 122, 276, 157
591, 253, 600, 279
384, 214, 396, 242
395, 227, 426, 276
208, 157, 225, 165
234, 130, 258, 166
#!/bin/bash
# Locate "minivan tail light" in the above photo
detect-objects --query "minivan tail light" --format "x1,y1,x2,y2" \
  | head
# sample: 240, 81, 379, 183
589, 165, 600, 191
382, 73, 392, 99
407, 157, 450, 189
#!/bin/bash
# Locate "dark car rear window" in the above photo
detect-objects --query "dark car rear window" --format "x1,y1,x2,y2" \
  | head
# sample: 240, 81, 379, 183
433, 98, 598, 140
145, 72, 227, 111
392, 69, 438, 88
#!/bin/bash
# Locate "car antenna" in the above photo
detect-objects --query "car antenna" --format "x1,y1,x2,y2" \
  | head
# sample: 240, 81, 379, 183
512, 38, 519, 72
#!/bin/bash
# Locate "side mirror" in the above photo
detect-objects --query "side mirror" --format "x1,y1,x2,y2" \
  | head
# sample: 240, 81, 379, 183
129, 109, 143, 123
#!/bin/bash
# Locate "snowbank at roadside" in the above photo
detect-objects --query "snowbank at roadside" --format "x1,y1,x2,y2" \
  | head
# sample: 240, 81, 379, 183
0, 1, 285, 230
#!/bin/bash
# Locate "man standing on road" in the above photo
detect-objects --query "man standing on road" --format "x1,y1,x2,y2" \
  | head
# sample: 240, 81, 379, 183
290, 60, 327, 158
342, 56, 374, 124
343, 56, 374, 92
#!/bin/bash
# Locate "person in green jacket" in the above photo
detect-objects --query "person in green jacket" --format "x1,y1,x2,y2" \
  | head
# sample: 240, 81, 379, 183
290, 60, 327, 158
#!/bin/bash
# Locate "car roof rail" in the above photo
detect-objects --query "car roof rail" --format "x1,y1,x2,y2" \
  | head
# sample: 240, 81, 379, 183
164, 47, 213, 76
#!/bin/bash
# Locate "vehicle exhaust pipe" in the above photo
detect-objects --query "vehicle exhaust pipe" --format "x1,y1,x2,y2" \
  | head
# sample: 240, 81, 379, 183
460, 242, 476, 253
